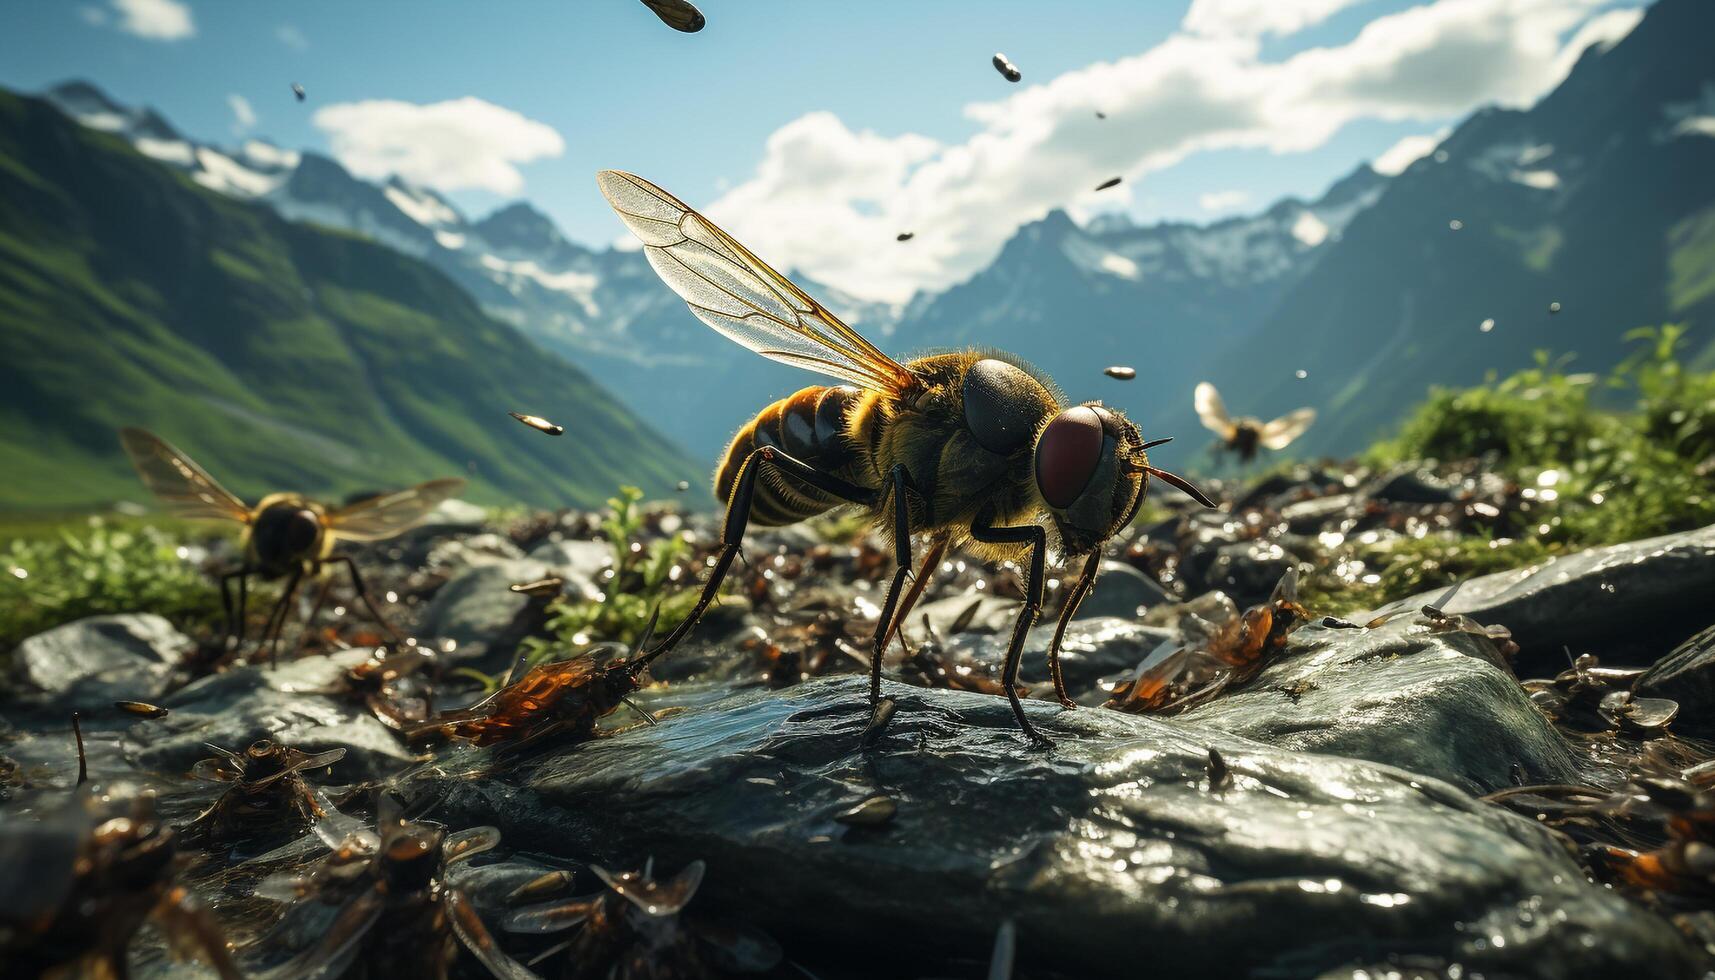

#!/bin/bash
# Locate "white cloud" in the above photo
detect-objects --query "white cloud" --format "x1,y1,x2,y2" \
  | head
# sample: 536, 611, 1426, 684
1198, 189, 1251, 212
109, 0, 194, 41
701, 0, 1629, 302
275, 24, 309, 51
1372, 128, 1447, 175
312, 97, 565, 195
1183, 0, 1369, 39
227, 94, 256, 135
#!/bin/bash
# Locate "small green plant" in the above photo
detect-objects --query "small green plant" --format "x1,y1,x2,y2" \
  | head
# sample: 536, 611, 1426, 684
1307, 326, 1715, 614
520, 486, 701, 667
0, 518, 224, 650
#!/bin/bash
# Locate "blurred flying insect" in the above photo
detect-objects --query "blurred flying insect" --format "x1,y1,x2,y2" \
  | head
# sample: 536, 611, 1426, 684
291, 82, 306, 102
1193, 382, 1316, 464
1104, 365, 1136, 381
115, 699, 170, 720
595, 171, 1213, 746
640, 0, 705, 32
1094, 176, 1122, 191
992, 52, 1022, 82
510, 411, 565, 436
119, 428, 465, 665
896, 232, 915, 242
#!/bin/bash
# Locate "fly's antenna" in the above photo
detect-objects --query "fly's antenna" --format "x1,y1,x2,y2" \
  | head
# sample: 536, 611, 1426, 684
619, 696, 657, 726
626, 604, 666, 675
1143, 464, 1217, 508
72, 712, 88, 786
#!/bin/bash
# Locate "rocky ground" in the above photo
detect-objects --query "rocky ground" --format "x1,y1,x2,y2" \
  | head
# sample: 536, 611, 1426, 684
5, 461, 1715, 978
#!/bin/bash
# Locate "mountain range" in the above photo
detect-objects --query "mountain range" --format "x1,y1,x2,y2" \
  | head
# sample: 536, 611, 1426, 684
0, 89, 698, 511
15, 0, 1715, 500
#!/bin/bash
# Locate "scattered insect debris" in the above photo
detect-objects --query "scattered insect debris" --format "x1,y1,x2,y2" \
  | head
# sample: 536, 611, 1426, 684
509, 411, 565, 436
900, 614, 1021, 698
180, 740, 347, 845
248, 795, 528, 978
992, 52, 1022, 82
1106, 568, 1308, 715
407, 610, 663, 753
1104, 365, 1136, 380
503, 858, 782, 977
115, 699, 169, 719
641, 0, 706, 33
1094, 176, 1122, 191
0, 789, 242, 979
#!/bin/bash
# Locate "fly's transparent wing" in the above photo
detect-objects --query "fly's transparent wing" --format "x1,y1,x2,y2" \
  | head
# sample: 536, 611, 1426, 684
119, 429, 251, 524
596, 170, 916, 394
1192, 383, 1234, 439
447, 889, 543, 980
325, 478, 465, 542
1260, 408, 1316, 450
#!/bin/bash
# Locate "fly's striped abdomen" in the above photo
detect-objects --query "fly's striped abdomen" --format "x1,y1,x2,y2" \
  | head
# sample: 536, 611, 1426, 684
716, 385, 866, 526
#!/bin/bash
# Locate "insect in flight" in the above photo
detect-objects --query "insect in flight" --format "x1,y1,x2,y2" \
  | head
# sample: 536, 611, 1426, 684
641, 0, 706, 33
595, 171, 1214, 746
119, 428, 465, 665
1193, 382, 1315, 464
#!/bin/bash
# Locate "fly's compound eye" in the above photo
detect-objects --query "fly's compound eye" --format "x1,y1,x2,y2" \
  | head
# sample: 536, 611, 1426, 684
1035, 407, 1104, 509
286, 510, 320, 552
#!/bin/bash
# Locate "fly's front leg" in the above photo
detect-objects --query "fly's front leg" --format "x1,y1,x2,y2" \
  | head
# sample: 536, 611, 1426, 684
1046, 551, 1102, 708
263, 568, 304, 669
971, 511, 1051, 748
217, 568, 247, 653
330, 555, 404, 649
869, 464, 918, 704
640, 447, 877, 669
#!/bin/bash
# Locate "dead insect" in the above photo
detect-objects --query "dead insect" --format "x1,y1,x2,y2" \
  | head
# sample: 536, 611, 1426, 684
120, 428, 464, 666
640, 0, 705, 32
992, 52, 1022, 82
596, 170, 1213, 746
291, 82, 306, 102
408, 612, 661, 753
181, 740, 347, 845
510, 411, 565, 436
1522, 652, 1669, 736
1194, 382, 1315, 463
115, 699, 169, 720
896, 232, 915, 242
1104, 365, 1136, 381
0, 790, 242, 979
511, 575, 567, 599
1107, 568, 1307, 714
252, 798, 529, 979
1094, 176, 1122, 191
504, 859, 781, 978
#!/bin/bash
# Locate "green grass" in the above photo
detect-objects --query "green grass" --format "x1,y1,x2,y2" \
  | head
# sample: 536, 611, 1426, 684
1303, 326, 1715, 613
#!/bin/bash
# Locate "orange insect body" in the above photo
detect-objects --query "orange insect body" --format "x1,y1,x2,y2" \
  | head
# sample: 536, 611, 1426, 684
414, 656, 641, 748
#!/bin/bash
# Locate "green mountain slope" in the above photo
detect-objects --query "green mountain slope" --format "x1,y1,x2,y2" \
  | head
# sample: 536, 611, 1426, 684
0, 90, 700, 511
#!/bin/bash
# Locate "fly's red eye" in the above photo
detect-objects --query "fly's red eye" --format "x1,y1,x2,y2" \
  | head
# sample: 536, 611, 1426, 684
1035, 407, 1103, 508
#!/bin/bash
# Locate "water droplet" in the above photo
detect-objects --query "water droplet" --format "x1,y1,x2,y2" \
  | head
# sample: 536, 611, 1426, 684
1480, 318, 1495, 332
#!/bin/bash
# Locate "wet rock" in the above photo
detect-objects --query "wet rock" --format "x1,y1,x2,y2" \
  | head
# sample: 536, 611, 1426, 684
1363, 465, 1461, 504
10, 614, 186, 711
411, 677, 1700, 978
1363, 523, 1715, 667
1181, 615, 1590, 794
416, 559, 555, 667
426, 533, 525, 573
526, 538, 610, 597
1203, 540, 1302, 609
141, 649, 415, 780
1636, 624, 1715, 739
1072, 561, 1171, 620
907, 594, 1017, 638
1279, 494, 1354, 534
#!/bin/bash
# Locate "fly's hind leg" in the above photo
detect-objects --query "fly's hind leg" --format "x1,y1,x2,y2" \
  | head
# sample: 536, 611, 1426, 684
970, 509, 1051, 749
642, 447, 878, 669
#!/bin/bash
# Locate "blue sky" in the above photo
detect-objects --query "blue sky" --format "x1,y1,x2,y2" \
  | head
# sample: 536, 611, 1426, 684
1, 0, 1644, 301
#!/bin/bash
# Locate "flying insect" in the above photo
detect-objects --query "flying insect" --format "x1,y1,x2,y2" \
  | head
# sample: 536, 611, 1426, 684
595, 170, 1213, 746
119, 428, 465, 665
1193, 382, 1315, 464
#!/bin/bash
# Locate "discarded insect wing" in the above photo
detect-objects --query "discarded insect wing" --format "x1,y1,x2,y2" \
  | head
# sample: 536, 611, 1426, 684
896, 232, 915, 242
115, 700, 169, 719
992, 53, 1022, 82
1104, 365, 1136, 381
510, 575, 565, 598
1095, 176, 1122, 191
509, 411, 564, 436
641, 0, 705, 32
291, 83, 305, 102
593, 859, 706, 917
